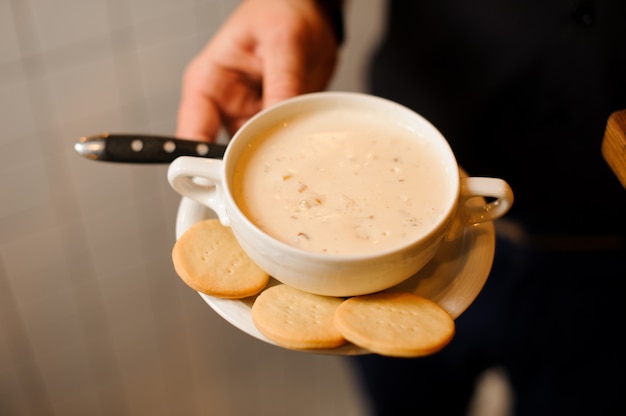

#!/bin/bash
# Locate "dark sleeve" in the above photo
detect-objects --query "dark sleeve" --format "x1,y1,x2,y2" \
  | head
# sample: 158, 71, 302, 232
317, 0, 345, 44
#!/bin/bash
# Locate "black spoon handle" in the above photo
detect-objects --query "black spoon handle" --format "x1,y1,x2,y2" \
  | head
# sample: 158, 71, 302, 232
74, 133, 227, 163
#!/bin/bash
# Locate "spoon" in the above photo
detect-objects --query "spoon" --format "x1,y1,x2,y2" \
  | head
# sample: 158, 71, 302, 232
74, 133, 227, 163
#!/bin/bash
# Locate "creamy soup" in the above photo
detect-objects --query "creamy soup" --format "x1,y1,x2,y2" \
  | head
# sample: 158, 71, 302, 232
232, 109, 453, 255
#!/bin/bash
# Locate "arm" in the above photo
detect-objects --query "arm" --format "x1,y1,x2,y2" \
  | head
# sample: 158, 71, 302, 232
176, 0, 343, 142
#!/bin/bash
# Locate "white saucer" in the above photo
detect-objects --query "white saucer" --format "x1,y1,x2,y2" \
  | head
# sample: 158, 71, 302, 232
175, 195, 495, 355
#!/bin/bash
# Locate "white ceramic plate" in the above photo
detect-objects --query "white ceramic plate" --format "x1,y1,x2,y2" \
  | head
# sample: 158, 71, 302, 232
175, 192, 495, 355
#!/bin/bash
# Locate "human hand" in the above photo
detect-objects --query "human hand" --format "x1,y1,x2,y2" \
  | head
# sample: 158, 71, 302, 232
176, 0, 341, 142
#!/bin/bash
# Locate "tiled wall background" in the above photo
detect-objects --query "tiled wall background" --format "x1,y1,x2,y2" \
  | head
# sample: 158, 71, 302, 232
1, 0, 510, 415
0, 0, 382, 414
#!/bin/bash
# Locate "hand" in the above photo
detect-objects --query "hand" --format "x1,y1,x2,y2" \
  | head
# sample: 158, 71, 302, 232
176, 0, 341, 142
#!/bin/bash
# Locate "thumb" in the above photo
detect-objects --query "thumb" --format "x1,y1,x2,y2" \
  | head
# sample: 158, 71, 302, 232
176, 63, 223, 142
176, 93, 222, 142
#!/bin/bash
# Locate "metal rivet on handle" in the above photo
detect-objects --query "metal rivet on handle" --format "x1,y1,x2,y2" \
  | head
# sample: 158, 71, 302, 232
164, 141, 176, 153
196, 143, 209, 156
131, 139, 143, 152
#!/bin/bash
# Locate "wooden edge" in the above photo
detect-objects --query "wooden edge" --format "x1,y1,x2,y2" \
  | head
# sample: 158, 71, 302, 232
602, 109, 626, 188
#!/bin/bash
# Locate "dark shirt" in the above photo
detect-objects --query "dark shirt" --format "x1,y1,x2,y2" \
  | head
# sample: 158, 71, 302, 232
369, 0, 626, 236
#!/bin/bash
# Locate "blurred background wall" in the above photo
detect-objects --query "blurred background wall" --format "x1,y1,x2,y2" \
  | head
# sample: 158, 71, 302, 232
0, 0, 383, 414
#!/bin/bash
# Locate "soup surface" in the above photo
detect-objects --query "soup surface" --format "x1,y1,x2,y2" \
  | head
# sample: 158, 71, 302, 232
232, 108, 453, 255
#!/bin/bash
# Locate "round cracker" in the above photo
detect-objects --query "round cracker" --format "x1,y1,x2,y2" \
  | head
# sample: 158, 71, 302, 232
172, 219, 269, 299
334, 292, 455, 357
252, 284, 347, 350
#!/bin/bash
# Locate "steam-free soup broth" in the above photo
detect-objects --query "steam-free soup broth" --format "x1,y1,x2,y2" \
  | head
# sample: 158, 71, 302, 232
232, 109, 453, 255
